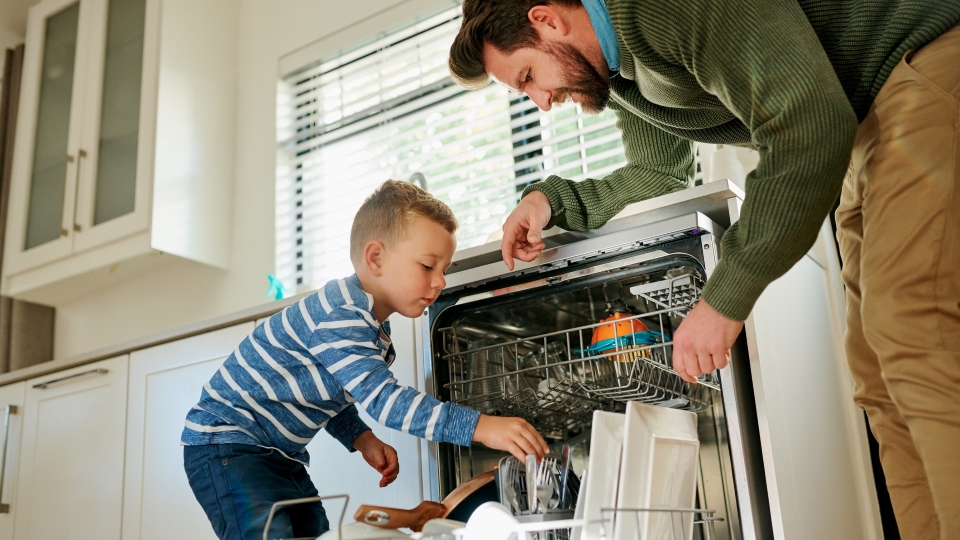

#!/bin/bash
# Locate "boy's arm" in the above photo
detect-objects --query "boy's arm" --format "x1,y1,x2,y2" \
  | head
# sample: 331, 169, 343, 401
325, 404, 371, 452
311, 307, 479, 446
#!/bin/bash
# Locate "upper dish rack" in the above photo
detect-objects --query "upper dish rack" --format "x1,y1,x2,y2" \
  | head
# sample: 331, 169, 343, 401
440, 273, 719, 437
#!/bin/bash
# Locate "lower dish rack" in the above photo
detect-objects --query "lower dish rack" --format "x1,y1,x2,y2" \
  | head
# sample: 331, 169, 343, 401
277, 495, 724, 540
440, 275, 719, 437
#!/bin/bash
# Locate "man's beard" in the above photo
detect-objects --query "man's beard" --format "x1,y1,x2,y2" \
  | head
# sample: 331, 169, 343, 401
541, 42, 610, 114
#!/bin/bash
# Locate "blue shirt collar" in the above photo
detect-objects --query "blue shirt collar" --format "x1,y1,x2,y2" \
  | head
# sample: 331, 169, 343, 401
581, 0, 620, 73
346, 273, 391, 335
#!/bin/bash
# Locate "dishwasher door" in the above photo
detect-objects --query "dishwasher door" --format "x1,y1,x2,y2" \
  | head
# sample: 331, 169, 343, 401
417, 213, 771, 540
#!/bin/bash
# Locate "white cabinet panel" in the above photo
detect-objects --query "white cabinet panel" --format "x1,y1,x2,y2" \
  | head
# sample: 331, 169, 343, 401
748, 251, 877, 539
0, 383, 26, 540
122, 322, 253, 540
15, 356, 128, 540
306, 314, 423, 521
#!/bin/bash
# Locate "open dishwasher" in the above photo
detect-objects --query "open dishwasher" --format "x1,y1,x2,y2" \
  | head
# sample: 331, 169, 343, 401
417, 211, 771, 540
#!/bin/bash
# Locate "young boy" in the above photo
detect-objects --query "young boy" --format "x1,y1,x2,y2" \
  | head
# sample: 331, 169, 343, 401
182, 180, 548, 540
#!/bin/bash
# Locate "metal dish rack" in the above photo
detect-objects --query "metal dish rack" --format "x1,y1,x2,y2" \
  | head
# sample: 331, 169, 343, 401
282, 496, 724, 540
440, 276, 719, 436
512, 507, 724, 540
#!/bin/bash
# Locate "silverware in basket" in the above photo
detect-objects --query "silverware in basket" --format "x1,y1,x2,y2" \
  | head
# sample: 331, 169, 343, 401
535, 457, 558, 513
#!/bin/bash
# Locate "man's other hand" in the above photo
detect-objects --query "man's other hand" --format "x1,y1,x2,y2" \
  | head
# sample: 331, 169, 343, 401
672, 301, 744, 383
501, 191, 552, 270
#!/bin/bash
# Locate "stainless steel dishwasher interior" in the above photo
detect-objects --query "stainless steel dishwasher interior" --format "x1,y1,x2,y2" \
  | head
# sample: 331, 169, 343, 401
427, 242, 742, 540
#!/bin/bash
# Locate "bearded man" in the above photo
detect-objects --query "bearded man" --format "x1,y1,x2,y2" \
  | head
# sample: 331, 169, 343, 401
449, 0, 960, 537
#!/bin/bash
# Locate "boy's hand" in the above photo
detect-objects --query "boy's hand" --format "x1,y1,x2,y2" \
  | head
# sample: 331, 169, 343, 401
353, 431, 399, 488
472, 415, 549, 462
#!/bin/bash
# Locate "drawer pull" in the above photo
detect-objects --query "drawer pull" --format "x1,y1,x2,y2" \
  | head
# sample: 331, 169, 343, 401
0, 404, 19, 513
32, 368, 109, 389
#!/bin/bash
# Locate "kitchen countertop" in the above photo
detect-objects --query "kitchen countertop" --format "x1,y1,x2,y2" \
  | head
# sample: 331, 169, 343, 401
0, 181, 744, 387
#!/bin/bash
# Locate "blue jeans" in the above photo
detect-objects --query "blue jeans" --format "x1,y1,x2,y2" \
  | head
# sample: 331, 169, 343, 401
184, 444, 330, 540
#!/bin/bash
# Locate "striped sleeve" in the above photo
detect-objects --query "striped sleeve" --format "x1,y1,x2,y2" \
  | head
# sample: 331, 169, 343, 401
310, 306, 479, 446
325, 404, 370, 452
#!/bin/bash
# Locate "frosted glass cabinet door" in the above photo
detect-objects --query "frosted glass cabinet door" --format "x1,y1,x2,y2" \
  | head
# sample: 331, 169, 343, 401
92, 0, 145, 225
73, 0, 150, 252
5, 0, 94, 274
24, 3, 80, 250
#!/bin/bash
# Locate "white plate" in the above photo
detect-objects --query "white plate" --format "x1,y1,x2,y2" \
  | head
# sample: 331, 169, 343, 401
579, 411, 625, 540
614, 402, 699, 540
422, 518, 465, 535
571, 468, 587, 540
463, 502, 518, 540
317, 522, 409, 540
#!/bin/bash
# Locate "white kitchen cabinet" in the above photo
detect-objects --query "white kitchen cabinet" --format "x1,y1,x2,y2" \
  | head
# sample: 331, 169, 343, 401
122, 322, 253, 540
3, 0, 238, 304
0, 383, 25, 540
738, 217, 882, 538
14, 355, 128, 540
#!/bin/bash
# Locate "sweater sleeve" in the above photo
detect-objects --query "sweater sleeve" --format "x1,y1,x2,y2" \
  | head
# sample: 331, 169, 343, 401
633, 0, 858, 320
310, 307, 479, 446
324, 404, 370, 452
523, 99, 694, 231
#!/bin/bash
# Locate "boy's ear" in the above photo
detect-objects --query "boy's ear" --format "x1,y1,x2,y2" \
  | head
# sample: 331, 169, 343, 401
363, 240, 387, 277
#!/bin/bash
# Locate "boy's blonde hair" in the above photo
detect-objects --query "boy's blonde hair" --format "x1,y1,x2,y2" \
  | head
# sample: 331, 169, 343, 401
350, 180, 459, 265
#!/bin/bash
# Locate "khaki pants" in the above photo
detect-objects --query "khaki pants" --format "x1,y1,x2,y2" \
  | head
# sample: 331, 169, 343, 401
836, 25, 960, 540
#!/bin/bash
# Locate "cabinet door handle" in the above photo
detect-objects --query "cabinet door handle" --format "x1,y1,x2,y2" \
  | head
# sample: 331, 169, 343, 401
62, 154, 75, 236
0, 404, 19, 514
32, 368, 108, 389
73, 149, 87, 232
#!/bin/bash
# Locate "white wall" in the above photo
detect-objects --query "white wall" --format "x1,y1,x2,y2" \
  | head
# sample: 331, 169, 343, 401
53, 0, 457, 358
0, 0, 36, 87
0, 0, 33, 63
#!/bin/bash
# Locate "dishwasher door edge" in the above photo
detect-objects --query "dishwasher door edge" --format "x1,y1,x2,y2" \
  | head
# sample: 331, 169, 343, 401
443, 212, 717, 291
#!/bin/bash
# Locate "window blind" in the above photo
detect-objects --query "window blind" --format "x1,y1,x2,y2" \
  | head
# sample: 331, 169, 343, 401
276, 6, 656, 292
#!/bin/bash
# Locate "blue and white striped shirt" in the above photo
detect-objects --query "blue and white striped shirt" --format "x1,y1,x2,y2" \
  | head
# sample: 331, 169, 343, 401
181, 274, 480, 464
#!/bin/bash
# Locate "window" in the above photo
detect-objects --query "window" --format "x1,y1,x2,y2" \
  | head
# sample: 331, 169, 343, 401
277, 6, 646, 291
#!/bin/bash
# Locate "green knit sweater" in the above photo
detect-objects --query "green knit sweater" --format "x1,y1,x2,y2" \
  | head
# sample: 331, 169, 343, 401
524, 0, 960, 321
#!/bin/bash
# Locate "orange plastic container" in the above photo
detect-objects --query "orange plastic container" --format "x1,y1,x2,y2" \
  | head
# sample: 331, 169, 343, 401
591, 311, 648, 362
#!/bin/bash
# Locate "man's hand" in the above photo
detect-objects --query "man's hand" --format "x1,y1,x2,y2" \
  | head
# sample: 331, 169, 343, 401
672, 301, 744, 383
353, 430, 399, 488
473, 415, 550, 462
501, 191, 552, 270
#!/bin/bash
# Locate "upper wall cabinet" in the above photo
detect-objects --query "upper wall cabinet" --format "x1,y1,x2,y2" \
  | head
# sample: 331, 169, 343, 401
3, 0, 239, 304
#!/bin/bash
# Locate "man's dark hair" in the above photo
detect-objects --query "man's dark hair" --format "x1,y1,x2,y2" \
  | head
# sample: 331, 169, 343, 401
449, 0, 583, 90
